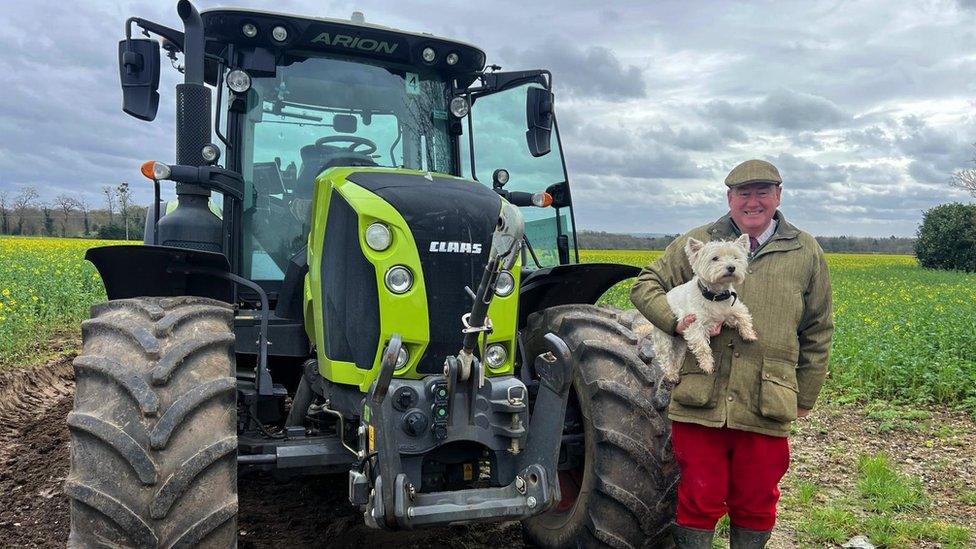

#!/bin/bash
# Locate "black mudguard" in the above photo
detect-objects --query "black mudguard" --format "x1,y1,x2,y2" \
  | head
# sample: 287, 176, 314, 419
517, 262, 640, 327
86, 245, 233, 301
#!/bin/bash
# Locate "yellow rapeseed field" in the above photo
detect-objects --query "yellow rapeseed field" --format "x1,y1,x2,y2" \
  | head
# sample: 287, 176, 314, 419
0, 236, 130, 367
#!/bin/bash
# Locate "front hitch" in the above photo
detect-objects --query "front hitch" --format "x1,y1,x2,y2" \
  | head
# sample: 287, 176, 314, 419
362, 332, 575, 528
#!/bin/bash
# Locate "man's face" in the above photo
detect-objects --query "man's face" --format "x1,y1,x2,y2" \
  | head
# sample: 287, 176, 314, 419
727, 182, 781, 234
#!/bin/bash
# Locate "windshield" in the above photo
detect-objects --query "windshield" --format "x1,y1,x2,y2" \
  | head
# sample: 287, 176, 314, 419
236, 55, 455, 281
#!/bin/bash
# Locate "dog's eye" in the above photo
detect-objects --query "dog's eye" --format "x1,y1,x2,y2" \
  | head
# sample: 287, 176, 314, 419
711, 256, 719, 261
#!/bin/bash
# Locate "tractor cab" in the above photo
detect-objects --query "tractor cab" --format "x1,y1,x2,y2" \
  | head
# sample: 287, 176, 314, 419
126, 8, 578, 292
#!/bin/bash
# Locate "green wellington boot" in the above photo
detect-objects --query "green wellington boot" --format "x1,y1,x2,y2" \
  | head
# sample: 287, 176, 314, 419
729, 524, 773, 548
671, 524, 715, 548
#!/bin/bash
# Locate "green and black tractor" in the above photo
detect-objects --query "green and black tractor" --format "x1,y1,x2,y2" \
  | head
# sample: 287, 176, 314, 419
68, 1, 678, 546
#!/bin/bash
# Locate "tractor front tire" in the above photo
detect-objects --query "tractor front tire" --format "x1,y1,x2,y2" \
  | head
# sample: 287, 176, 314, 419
522, 304, 678, 549
67, 296, 238, 548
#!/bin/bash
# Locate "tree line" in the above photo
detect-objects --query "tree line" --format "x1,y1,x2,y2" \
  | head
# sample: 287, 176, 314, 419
577, 230, 917, 254
0, 183, 145, 240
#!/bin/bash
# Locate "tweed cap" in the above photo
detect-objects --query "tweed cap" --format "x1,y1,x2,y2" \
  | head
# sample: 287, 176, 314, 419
725, 159, 782, 188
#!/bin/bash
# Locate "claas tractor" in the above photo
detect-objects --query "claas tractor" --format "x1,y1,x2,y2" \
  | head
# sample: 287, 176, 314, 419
66, 1, 678, 547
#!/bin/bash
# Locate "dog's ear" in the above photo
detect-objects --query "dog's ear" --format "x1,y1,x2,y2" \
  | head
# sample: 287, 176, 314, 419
685, 238, 704, 261
734, 233, 750, 253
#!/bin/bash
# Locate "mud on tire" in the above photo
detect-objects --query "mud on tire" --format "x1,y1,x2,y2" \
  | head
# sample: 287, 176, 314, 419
521, 304, 678, 549
67, 296, 238, 548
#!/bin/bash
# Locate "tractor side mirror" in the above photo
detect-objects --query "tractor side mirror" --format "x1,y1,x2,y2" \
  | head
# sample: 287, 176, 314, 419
525, 87, 553, 158
118, 38, 161, 121
333, 114, 358, 133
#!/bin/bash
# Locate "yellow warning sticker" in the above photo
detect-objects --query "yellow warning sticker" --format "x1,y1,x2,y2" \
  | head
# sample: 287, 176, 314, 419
463, 463, 473, 481
368, 425, 375, 453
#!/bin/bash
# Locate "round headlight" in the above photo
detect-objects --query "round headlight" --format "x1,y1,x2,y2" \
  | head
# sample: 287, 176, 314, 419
227, 69, 251, 93
485, 344, 508, 368
449, 96, 469, 118
421, 47, 436, 63
365, 222, 392, 251
201, 144, 220, 164
495, 271, 515, 297
385, 266, 413, 294
272, 26, 288, 42
446, 52, 459, 66
395, 346, 409, 368
493, 168, 510, 187
242, 23, 258, 38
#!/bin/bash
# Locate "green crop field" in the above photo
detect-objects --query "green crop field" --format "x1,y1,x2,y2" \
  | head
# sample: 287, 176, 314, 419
2, 237, 975, 413
585, 249, 976, 413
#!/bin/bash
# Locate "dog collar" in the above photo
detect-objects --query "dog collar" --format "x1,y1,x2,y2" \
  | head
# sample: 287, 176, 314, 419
698, 280, 737, 306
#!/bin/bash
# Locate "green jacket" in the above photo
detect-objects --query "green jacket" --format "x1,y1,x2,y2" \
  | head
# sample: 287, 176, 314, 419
630, 211, 833, 437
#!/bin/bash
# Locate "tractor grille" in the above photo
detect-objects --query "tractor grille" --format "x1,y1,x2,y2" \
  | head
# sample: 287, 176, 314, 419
321, 191, 380, 369
346, 172, 500, 374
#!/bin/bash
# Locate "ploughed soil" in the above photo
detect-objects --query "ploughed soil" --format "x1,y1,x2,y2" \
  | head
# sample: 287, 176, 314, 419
0, 357, 973, 548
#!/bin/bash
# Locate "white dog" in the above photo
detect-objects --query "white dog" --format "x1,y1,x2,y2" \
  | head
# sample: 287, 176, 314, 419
653, 234, 758, 382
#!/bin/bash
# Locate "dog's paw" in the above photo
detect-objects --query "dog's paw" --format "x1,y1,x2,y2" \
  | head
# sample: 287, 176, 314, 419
698, 357, 715, 374
663, 370, 680, 383
740, 327, 758, 342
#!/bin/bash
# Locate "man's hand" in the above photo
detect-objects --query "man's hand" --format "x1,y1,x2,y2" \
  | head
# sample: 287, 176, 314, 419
797, 407, 811, 418
676, 314, 721, 336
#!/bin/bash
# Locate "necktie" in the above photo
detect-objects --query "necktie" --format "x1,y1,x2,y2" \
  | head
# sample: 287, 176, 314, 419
749, 237, 759, 252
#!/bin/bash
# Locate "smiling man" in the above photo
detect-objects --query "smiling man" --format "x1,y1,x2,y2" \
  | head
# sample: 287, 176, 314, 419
630, 159, 834, 548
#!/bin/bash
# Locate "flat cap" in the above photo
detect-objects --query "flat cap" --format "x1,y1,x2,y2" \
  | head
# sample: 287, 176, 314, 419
725, 159, 782, 188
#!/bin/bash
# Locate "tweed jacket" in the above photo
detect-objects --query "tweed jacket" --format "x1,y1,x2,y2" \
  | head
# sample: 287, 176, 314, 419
630, 211, 833, 437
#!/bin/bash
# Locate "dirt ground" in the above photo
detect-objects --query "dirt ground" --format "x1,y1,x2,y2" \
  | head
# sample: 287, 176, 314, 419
0, 356, 973, 548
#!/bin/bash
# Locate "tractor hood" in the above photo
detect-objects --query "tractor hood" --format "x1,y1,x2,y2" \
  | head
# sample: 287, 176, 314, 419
305, 168, 520, 391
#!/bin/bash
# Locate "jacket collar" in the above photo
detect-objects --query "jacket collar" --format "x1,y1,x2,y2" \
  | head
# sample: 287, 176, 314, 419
707, 211, 801, 257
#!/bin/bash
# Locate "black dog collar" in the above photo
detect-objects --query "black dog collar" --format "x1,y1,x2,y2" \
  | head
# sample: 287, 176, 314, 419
698, 280, 737, 306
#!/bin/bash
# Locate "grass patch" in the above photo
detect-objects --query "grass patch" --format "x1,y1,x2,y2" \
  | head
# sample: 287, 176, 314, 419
865, 515, 971, 549
795, 505, 858, 544
857, 453, 927, 513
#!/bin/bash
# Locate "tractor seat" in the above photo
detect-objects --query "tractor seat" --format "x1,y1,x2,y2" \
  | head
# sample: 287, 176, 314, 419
295, 144, 377, 198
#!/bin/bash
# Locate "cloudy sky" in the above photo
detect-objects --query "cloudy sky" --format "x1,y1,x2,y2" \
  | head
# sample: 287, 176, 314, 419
1, 0, 974, 236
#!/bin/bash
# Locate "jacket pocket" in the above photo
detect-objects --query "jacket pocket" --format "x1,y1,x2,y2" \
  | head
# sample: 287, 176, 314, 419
670, 352, 720, 408
760, 357, 798, 422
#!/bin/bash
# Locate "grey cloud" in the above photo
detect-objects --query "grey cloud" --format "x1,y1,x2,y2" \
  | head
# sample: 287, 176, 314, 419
499, 39, 645, 101
765, 153, 847, 189
703, 89, 849, 131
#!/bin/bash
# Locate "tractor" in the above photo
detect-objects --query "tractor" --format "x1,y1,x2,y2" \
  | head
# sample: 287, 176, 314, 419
67, 1, 678, 546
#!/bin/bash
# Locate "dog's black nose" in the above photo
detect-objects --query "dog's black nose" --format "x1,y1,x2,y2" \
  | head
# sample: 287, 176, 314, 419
727, 265, 735, 273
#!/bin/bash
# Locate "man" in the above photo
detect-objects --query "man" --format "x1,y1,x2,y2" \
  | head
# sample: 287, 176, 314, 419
630, 159, 833, 548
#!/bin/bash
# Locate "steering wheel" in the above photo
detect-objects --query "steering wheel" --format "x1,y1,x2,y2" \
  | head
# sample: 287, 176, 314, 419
315, 135, 377, 155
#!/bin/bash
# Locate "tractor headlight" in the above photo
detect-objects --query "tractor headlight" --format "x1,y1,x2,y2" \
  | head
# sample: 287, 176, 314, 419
449, 96, 469, 118
446, 52, 459, 66
227, 69, 251, 93
421, 47, 436, 63
242, 23, 258, 38
485, 344, 508, 368
495, 271, 515, 296
201, 144, 220, 164
385, 266, 413, 294
272, 26, 288, 42
365, 223, 392, 251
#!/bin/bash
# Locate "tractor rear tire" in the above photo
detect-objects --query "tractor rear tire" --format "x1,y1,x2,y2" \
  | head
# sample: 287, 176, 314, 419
67, 296, 238, 548
521, 304, 678, 549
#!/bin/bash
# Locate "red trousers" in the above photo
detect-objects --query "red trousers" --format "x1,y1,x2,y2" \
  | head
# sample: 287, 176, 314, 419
671, 421, 790, 530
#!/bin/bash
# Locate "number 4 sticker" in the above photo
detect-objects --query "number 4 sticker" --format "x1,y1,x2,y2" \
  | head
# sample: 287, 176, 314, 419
405, 72, 420, 95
